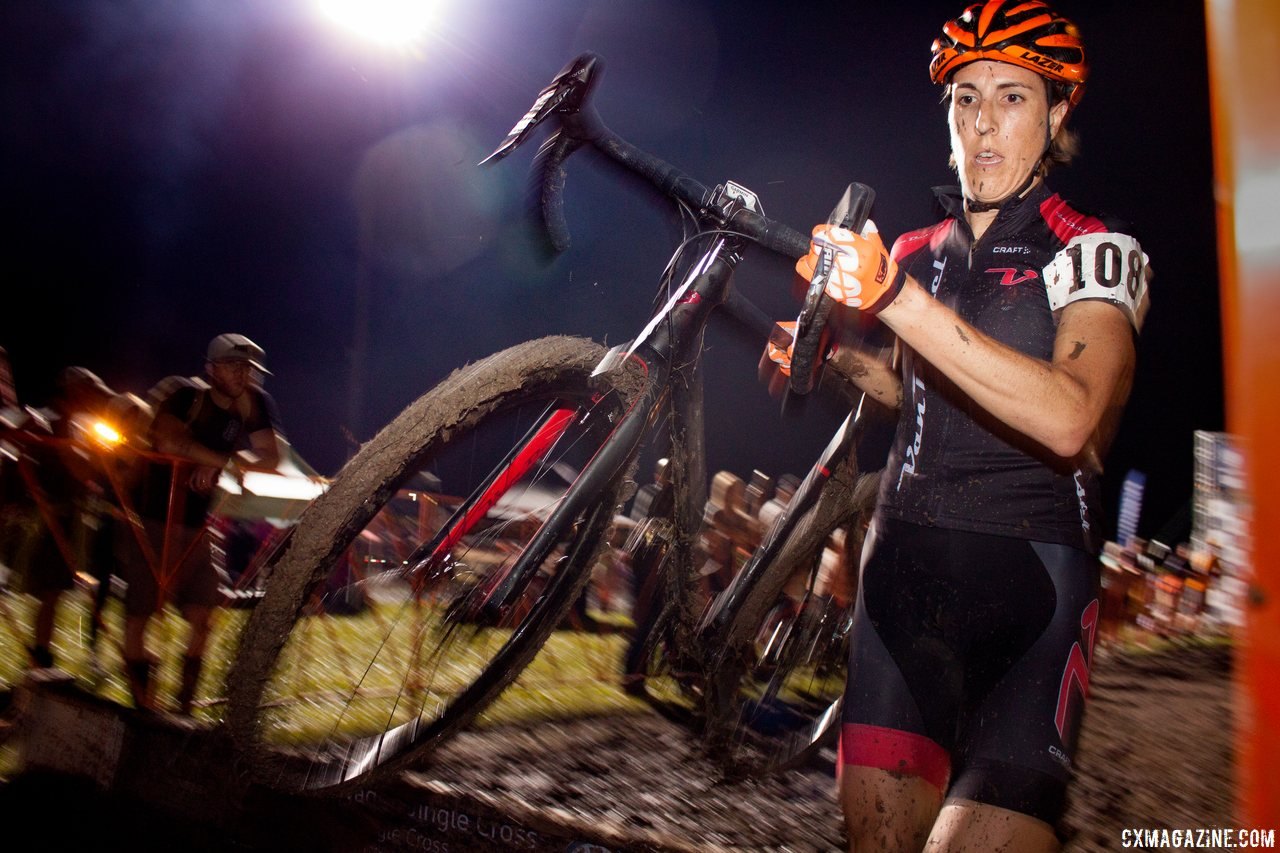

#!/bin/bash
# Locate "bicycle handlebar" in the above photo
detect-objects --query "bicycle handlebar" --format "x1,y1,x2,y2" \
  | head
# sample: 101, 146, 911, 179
483, 53, 811, 260
483, 54, 885, 402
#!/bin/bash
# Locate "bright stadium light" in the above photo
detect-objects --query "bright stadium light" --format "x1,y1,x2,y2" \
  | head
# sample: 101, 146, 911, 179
315, 0, 440, 49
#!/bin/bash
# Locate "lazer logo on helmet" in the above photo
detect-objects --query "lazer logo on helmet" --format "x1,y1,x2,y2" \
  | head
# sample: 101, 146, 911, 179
1016, 49, 1065, 74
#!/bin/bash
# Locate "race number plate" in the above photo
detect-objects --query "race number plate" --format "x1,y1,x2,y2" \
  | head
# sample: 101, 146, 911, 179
1044, 232, 1150, 329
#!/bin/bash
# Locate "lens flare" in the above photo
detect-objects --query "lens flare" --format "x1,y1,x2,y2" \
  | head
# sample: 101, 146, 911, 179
315, 0, 440, 49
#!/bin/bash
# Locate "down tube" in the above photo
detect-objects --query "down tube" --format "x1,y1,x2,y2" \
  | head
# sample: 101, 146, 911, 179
487, 356, 663, 605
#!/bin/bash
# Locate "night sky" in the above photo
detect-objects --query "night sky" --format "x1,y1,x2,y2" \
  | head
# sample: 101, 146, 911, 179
1, 0, 1221, 543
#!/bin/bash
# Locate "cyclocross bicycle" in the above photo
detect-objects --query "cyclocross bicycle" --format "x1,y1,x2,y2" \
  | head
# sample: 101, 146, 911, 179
223, 53, 883, 793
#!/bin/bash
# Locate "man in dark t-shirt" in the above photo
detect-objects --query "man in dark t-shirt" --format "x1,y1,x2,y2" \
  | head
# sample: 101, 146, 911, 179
120, 333, 286, 713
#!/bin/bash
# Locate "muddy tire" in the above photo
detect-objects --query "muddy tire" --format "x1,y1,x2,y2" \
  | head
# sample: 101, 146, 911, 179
223, 336, 647, 793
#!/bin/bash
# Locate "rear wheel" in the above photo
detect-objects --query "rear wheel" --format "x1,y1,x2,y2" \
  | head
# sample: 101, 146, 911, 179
707, 468, 879, 776
223, 336, 647, 792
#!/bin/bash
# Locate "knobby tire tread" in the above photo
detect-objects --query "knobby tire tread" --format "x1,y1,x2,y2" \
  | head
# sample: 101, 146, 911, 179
223, 336, 647, 792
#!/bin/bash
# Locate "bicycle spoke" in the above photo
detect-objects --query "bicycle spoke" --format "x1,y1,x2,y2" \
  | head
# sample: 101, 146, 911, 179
226, 339, 645, 791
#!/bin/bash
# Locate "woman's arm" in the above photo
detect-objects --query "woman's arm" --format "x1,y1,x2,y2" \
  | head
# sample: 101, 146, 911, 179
877, 278, 1136, 459
826, 337, 903, 411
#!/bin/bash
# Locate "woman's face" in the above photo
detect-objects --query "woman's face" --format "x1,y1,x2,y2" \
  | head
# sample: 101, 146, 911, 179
948, 60, 1068, 206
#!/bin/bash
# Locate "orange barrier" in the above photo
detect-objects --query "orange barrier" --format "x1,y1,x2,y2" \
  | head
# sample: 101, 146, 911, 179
1205, 0, 1280, 828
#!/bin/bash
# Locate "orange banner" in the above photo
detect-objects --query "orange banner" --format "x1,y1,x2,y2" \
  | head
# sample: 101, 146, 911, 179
1205, 0, 1280, 829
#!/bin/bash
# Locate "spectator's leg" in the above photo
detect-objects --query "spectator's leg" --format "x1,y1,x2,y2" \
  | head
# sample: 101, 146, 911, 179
30, 589, 61, 668
176, 604, 212, 714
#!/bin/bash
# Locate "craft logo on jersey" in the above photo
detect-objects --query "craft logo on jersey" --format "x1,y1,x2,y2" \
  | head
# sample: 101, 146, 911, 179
986, 267, 1040, 287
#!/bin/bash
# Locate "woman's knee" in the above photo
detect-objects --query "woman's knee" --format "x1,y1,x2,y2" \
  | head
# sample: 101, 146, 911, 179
840, 765, 942, 851
926, 799, 1059, 853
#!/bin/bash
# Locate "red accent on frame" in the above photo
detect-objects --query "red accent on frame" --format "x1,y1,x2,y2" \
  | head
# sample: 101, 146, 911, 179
428, 407, 575, 562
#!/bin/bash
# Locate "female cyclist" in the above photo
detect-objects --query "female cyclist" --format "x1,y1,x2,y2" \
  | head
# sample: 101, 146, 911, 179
770, 2, 1149, 849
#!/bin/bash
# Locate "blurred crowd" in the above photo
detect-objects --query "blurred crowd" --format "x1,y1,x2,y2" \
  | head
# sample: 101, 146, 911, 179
1097, 535, 1227, 651
586, 463, 859, 629
1, 338, 303, 712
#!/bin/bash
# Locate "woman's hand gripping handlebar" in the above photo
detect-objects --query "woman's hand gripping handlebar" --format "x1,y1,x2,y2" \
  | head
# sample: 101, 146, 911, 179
782, 183, 874, 395
770, 183, 909, 396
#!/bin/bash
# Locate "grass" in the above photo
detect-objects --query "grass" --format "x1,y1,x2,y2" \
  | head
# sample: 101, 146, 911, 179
1100, 618, 1236, 659
2, 583, 1239, 785
1, 584, 651, 781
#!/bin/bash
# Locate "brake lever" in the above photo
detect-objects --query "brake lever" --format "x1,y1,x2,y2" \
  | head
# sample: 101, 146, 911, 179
788, 182, 875, 396
480, 53, 602, 166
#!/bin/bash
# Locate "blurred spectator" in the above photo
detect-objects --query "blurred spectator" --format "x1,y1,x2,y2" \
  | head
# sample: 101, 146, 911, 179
5, 366, 115, 669
0, 346, 18, 415
628, 457, 672, 524
1162, 542, 1190, 577
621, 458, 674, 692
696, 524, 736, 597
118, 333, 286, 713
84, 390, 153, 667
814, 525, 855, 608
1098, 541, 1138, 649
757, 473, 800, 532
590, 523, 632, 616
1151, 567, 1183, 637
705, 470, 763, 582
744, 469, 773, 518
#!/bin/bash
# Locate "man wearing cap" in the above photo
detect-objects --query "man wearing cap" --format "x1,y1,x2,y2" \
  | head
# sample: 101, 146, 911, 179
120, 333, 285, 713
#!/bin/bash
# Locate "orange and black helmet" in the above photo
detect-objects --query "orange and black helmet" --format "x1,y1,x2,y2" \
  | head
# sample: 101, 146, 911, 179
929, 1, 1087, 106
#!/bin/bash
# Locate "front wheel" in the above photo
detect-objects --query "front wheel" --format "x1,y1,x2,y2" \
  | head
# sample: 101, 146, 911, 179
223, 336, 648, 793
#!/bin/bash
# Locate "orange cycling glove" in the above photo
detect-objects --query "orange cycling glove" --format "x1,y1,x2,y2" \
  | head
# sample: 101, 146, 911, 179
764, 320, 836, 377
795, 221, 905, 314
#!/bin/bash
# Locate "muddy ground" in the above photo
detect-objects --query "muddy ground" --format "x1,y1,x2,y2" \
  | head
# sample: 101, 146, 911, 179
0, 640, 1236, 851
397, 640, 1237, 851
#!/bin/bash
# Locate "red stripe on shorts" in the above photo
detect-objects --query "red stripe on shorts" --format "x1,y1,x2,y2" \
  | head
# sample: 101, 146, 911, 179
839, 722, 951, 792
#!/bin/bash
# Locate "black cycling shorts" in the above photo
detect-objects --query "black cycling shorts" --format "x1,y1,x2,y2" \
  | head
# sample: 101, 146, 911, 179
840, 516, 1100, 824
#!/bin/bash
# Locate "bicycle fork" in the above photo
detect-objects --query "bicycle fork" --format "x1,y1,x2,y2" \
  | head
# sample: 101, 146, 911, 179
401, 366, 663, 622
412, 222, 750, 623
699, 393, 869, 641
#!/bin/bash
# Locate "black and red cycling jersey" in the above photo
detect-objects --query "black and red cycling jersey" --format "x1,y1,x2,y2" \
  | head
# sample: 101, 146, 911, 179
877, 182, 1149, 554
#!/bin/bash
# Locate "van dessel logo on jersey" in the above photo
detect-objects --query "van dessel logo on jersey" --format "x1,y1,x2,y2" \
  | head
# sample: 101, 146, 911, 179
986, 267, 1040, 287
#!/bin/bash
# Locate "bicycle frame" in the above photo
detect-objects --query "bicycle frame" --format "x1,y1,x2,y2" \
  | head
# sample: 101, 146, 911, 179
468, 51, 875, 674
408, 205, 757, 625
219, 51, 883, 791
